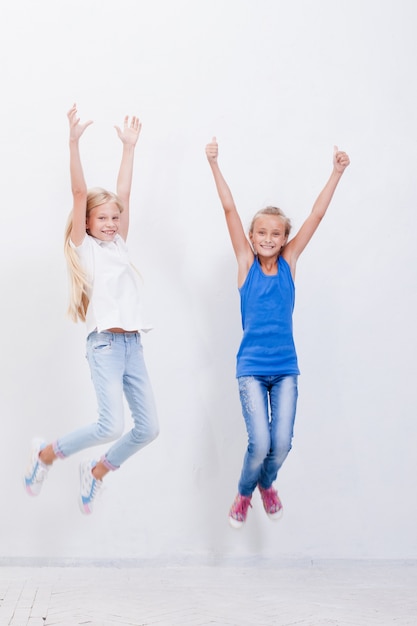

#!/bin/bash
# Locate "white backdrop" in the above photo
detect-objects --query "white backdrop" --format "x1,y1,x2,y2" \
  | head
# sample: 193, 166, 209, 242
0, 0, 416, 562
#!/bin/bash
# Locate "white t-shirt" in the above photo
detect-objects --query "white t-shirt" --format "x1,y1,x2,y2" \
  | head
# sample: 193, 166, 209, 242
70, 234, 152, 335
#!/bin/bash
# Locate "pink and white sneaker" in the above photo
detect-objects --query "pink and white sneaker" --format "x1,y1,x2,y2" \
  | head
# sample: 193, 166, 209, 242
24, 438, 49, 496
229, 493, 252, 528
258, 484, 283, 520
79, 460, 103, 514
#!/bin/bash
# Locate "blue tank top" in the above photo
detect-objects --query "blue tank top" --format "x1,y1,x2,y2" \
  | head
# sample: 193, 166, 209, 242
236, 255, 300, 377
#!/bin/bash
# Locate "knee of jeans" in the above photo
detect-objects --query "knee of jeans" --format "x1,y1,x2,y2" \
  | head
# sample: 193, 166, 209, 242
248, 439, 270, 461
131, 422, 159, 445
144, 423, 159, 444
148, 424, 159, 443
273, 441, 293, 463
97, 422, 124, 442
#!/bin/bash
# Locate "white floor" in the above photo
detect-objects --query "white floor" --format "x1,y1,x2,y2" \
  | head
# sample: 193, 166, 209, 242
0, 559, 415, 626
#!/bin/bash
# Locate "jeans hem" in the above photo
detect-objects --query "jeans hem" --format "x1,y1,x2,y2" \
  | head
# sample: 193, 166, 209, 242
52, 441, 66, 459
101, 455, 119, 471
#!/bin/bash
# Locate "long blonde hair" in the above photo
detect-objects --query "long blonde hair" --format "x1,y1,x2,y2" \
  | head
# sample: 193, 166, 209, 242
64, 187, 124, 322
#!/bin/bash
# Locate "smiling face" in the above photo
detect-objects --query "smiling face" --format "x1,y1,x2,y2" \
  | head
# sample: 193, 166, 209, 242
249, 214, 288, 258
86, 202, 121, 241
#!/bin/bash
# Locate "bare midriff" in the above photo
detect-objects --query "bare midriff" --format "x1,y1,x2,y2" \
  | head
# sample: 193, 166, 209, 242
106, 328, 138, 333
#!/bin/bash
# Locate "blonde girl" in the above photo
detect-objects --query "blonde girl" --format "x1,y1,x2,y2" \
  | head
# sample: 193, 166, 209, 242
24, 105, 159, 514
206, 138, 350, 528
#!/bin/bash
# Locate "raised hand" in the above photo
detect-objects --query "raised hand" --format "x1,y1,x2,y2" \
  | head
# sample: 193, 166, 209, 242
114, 115, 142, 147
67, 103, 93, 141
205, 137, 218, 163
333, 146, 350, 174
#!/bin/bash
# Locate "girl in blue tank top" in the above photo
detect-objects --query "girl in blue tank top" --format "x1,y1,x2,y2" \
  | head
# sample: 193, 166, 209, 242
206, 138, 350, 528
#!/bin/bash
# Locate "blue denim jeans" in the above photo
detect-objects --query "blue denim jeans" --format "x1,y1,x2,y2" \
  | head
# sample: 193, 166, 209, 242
237, 375, 298, 497
54, 331, 159, 469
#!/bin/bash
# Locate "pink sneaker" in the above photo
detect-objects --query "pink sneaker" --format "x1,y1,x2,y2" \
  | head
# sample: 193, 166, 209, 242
258, 484, 283, 520
229, 494, 252, 528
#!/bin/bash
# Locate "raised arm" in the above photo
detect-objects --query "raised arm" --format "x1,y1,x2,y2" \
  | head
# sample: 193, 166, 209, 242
67, 104, 94, 246
283, 146, 350, 277
205, 137, 253, 285
114, 115, 142, 240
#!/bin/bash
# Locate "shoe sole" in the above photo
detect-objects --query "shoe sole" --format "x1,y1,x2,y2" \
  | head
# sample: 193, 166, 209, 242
267, 508, 284, 521
229, 516, 245, 529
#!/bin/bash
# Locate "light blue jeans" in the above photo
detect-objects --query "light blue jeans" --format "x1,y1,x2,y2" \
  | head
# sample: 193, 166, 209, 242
54, 331, 159, 470
237, 375, 298, 497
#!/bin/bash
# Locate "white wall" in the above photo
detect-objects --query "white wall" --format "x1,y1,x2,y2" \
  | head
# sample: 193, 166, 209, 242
1, 0, 416, 561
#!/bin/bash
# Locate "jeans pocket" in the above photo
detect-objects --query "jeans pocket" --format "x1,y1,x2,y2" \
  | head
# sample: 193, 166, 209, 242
93, 342, 111, 352
90, 333, 112, 352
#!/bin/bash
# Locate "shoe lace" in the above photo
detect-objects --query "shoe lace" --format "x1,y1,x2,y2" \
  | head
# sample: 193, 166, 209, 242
33, 462, 48, 484
82, 470, 103, 500
232, 495, 252, 519
260, 487, 281, 512
91, 478, 103, 498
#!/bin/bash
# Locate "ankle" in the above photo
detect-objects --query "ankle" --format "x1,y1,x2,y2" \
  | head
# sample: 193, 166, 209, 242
39, 445, 56, 466
92, 462, 108, 481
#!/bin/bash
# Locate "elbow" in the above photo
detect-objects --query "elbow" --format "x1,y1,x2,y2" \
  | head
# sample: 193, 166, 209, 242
72, 187, 87, 200
311, 208, 325, 223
